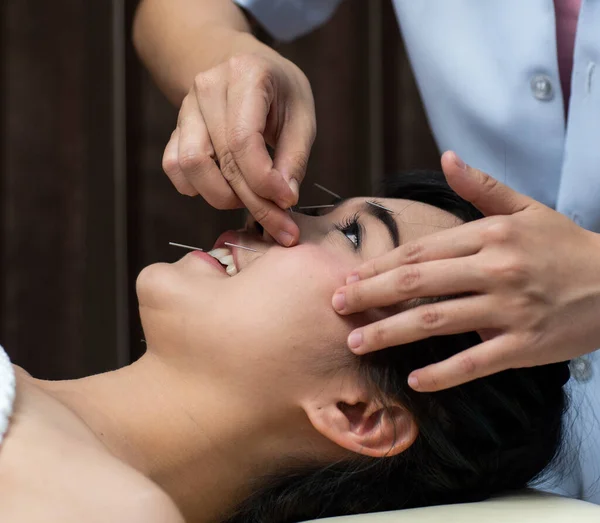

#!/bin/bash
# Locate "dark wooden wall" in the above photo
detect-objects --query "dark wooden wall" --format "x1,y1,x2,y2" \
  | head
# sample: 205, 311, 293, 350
0, 0, 438, 379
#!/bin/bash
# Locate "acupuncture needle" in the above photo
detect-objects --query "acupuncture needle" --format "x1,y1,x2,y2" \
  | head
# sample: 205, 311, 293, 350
314, 183, 342, 200
314, 183, 394, 213
169, 242, 203, 251
366, 200, 394, 213
224, 242, 261, 253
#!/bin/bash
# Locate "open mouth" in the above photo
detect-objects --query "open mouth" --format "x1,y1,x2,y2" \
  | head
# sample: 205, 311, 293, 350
207, 246, 238, 276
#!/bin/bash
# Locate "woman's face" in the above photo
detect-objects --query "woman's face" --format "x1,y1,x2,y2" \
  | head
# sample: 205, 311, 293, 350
136, 197, 462, 401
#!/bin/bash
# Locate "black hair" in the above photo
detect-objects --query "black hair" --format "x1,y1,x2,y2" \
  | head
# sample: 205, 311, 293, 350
226, 171, 569, 522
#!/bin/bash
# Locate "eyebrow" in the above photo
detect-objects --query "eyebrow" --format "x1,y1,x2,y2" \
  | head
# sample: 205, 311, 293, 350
317, 198, 400, 248
363, 201, 400, 248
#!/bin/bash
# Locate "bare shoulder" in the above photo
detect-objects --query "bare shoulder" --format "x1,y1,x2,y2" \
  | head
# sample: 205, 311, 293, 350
126, 486, 186, 523
0, 427, 184, 523
0, 472, 184, 523
0, 374, 184, 523
123, 484, 187, 523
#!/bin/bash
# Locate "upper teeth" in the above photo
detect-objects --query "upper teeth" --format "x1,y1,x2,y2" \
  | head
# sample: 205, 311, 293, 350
208, 247, 238, 276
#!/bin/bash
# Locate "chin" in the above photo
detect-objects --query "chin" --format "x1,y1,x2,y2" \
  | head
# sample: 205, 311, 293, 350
135, 262, 181, 310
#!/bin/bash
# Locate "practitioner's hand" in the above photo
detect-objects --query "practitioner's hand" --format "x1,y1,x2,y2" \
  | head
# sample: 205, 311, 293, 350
333, 151, 600, 391
162, 52, 316, 246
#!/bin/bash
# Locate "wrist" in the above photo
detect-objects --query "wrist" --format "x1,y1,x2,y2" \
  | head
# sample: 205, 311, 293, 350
164, 27, 267, 105
229, 30, 284, 64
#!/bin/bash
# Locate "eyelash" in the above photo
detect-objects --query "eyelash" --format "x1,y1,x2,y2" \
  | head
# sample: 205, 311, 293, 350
334, 213, 362, 250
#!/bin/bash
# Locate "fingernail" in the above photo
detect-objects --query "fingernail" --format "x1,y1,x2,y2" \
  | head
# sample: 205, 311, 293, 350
348, 331, 363, 350
332, 292, 346, 311
454, 153, 466, 171
278, 231, 295, 247
346, 273, 360, 285
287, 178, 299, 201
408, 375, 420, 390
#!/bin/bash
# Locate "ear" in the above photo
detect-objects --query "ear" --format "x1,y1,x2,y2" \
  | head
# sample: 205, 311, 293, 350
302, 379, 418, 458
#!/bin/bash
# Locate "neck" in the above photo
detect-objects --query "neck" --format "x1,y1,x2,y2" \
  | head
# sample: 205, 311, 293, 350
37, 351, 290, 522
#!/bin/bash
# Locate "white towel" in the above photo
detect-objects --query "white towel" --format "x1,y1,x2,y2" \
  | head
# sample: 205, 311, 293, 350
0, 345, 16, 447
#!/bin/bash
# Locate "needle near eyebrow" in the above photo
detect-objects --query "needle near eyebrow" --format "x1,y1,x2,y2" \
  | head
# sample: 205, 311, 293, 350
169, 242, 204, 251
366, 200, 394, 213
314, 183, 342, 200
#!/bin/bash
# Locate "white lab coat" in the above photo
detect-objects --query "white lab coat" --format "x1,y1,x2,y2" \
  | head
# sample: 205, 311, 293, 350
235, 0, 600, 503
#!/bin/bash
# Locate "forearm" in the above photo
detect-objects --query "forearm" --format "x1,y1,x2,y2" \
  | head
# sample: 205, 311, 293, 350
133, 0, 277, 105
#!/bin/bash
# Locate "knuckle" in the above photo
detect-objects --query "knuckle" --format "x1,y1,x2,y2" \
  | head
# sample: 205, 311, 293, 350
177, 109, 200, 130
227, 125, 251, 155
394, 266, 421, 294
162, 155, 180, 176
251, 205, 273, 225
457, 353, 478, 377
178, 151, 204, 174
227, 54, 246, 72
249, 60, 271, 85
482, 218, 515, 244
193, 72, 215, 94
229, 54, 270, 82
284, 151, 309, 179
485, 254, 528, 285
478, 170, 500, 195
370, 321, 388, 348
361, 260, 378, 278
418, 304, 444, 331
228, 53, 256, 71
404, 242, 425, 263
347, 285, 365, 309
426, 372, 442, 391
510, 291, 541, 313
218, 149, 243, 187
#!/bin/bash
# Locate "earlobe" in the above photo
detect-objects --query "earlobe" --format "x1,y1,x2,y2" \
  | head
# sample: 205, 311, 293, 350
304, 391, 418, 459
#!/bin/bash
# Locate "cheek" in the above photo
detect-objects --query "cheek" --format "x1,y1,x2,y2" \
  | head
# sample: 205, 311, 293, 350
249, 245, 350, 306
224, 246, 361, 363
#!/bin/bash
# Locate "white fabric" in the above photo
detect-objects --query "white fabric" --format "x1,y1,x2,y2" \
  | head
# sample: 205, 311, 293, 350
0, 345, 16, 447
236, 0, 600, 504
304, 491, 600, 522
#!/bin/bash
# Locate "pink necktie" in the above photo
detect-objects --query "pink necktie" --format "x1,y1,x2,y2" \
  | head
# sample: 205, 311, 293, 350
554, 0, 582, 111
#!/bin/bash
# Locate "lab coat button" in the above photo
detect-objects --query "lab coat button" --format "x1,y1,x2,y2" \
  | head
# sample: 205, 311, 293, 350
531, 75, 554, 101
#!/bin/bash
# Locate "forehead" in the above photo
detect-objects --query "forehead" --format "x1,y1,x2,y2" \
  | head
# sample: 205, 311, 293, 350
374, 197, 463, 243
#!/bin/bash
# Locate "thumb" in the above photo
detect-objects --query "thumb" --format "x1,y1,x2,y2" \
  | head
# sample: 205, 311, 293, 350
273, 110, 316, 206
441, 151, 534, 216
